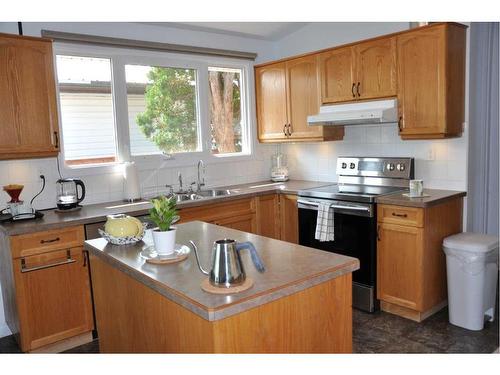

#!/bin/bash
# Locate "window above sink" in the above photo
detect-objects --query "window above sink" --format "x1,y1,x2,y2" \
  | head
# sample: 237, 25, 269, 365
53, 43, 255, 171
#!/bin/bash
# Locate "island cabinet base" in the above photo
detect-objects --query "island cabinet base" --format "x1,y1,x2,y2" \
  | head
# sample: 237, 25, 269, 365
90, 256, 353, 353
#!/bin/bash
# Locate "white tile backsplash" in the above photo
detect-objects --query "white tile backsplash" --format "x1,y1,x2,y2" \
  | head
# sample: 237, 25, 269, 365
0, 144, 276, 210
284, 124, 468, 191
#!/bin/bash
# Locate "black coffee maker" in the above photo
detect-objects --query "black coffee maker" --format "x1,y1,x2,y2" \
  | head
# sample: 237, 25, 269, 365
56, 178, 86, 210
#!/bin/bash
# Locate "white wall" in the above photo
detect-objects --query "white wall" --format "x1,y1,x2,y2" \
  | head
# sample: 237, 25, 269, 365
267, 22, 410, 59
286, 125, 468, 191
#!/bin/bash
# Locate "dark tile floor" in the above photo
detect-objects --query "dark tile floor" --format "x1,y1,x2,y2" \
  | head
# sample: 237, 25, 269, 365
353, 306, 499, 353
1, 307, 498, 353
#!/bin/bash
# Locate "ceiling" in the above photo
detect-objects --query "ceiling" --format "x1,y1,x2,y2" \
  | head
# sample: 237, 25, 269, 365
142, 22, 309, 41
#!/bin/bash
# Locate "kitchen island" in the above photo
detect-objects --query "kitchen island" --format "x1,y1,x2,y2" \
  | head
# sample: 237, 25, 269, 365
84, 221, 359, 353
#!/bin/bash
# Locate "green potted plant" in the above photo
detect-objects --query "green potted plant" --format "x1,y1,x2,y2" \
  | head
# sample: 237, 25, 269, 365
149, 196, 178, 255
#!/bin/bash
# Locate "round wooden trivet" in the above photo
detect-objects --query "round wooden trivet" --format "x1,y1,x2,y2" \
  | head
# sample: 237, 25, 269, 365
201, 277, 254, 294
145, 252, 189, 265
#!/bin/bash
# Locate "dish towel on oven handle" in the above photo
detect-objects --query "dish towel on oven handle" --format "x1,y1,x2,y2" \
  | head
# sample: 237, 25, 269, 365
315, 202, 334, 241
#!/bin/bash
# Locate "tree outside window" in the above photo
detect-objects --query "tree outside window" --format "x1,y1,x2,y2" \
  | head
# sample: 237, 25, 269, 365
208, 67, 243, 154
128, 65, 244, 156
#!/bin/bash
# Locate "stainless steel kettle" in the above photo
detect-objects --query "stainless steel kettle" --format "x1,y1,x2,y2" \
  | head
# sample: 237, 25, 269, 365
189, 239, 265, 288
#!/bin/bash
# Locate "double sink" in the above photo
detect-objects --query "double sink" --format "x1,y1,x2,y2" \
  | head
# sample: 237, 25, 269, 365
165, 189, 238, 202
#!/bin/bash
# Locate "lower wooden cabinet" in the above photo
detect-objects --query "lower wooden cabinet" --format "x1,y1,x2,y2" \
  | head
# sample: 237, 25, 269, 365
376, 199, 463, 321
177, 193, 298, 243
279, 194, 299, 244
177, 197, 257, 231
377, 223, 423, 310
0, 225, 94, 352
256, 194, 280, 239
215, 214, 256, 233
12, 247, 94, 351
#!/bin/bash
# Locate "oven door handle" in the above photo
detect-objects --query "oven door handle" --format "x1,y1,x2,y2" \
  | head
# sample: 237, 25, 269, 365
297, 199, 371, 212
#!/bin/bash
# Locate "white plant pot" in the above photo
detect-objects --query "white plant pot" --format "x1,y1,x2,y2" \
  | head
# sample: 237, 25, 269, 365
152, 227, 176, 255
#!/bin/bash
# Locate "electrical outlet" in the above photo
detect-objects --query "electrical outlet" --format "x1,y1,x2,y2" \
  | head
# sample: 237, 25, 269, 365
427, 148, 436, 161
37, 164, 53, 182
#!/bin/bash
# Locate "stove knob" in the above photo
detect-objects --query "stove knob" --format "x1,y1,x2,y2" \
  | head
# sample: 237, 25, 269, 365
341, 162, 347, 169
397, 163, 406, 171
350, 163, 356, 169
387, 163, 395, 171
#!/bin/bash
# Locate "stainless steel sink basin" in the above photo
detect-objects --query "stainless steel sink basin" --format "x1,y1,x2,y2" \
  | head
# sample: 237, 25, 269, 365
155, 189, 237, 203
196, 189, 236, 198
172, 193, 204, 202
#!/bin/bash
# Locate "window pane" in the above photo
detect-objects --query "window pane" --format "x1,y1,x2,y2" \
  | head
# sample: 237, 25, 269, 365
208, 67, 244, 155
56, 55, 117, 166
125, 65, 199, 155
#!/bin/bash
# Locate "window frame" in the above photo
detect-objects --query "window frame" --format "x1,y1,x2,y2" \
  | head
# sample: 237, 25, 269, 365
52, 42, 256, 175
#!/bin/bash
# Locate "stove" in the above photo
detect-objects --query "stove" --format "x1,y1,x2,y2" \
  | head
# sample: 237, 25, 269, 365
297, 157, 414, 312
297, 183, 404, 203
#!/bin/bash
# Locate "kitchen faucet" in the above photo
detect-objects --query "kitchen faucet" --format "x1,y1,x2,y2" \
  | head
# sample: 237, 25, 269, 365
196, 160, 205, 192
178, 171, 184, 193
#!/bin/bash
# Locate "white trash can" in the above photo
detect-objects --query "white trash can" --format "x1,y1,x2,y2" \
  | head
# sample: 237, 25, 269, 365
443, 233, 499, 331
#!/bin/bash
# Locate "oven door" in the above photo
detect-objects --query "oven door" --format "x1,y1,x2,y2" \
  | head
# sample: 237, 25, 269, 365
297, 197, 378, 312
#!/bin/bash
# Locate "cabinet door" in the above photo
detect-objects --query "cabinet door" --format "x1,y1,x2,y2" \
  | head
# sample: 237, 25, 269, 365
377, 223, 423, 311
256, 194, 280, 239
319, 47, 355, 104
216, 213, 256, 234
279, 194, 299, 244
285, 55, 323, 139
255, 62, 288, 141
397, 26, 446, 136
0, 35, 59, 159
13, 247, 94, 351
355, 37, 397, 100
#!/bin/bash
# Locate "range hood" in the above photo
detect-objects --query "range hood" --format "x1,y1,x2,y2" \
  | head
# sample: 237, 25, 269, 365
308, 99, 398, 126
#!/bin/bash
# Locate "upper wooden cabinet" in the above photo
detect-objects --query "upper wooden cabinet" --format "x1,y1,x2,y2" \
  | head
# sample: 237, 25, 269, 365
354, 37, 397, 100
286, 56, 324, 140
255, 22, 467, 142
0, 33, 59, 160
255, 62, 288, 141
319, 47, 355, 103
397, 23, 466, 139
319, 37, 397, 104
255, 56, 344, 143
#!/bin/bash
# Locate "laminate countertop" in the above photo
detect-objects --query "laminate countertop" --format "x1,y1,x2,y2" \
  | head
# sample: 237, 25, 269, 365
84, 221, 359, 321
376, 189, 466, 208
0, 180, 332, 236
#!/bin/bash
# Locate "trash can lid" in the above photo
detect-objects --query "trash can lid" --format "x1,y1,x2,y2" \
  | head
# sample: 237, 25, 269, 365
443, 232, 499, 253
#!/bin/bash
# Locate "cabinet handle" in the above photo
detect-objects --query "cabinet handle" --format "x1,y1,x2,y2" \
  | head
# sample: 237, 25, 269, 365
377, 225, 381, 241
21, 250, 75, 273
356, 82, 361, 97
392, 212, 408, 218
40, 237, 60, 244
287, 123, 292, 136
83, 250, 88, 267
53, 131, 59, 149
283, 124, 287, 137
398, 116, 403, 133
351, 83, 356, 98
